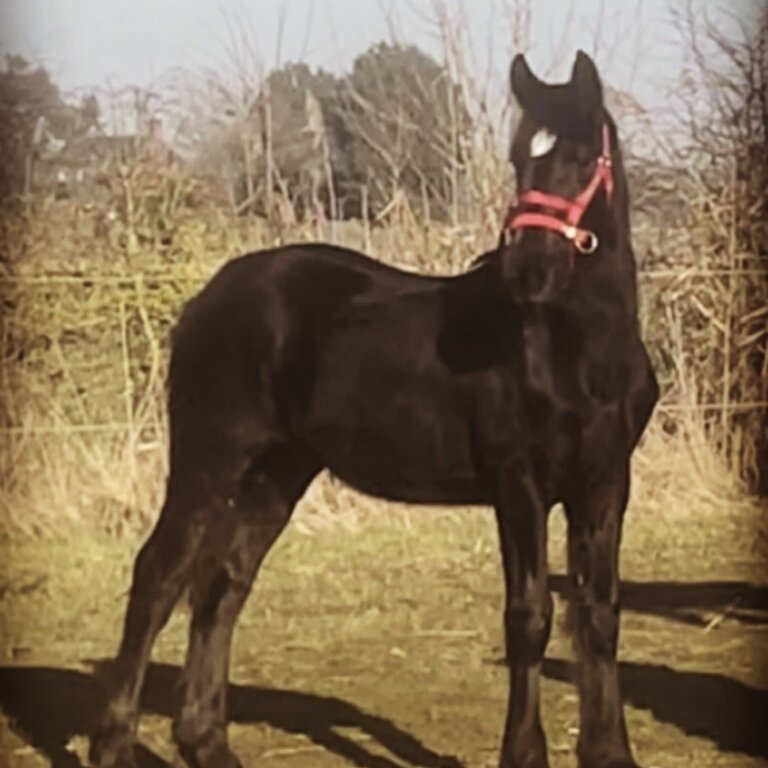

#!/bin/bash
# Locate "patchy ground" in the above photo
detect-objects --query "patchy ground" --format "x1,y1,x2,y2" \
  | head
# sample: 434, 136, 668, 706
0, 493, 767, 768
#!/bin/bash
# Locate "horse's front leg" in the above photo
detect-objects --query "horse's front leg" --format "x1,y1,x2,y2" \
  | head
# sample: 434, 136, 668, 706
495, 468, 553, 768
564, 459, 640, 768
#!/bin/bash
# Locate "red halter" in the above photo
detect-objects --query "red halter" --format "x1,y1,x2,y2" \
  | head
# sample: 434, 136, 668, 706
502, 123, 614, 267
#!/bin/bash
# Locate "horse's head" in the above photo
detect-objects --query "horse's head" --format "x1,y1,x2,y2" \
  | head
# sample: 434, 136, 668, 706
500, 51, 629, 305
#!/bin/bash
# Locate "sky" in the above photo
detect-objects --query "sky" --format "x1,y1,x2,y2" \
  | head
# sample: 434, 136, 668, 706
0, 0, 758, 120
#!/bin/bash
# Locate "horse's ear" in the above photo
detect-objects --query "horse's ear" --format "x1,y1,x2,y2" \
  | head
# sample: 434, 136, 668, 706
510, 54, 544, 109
570, 50, 603, 117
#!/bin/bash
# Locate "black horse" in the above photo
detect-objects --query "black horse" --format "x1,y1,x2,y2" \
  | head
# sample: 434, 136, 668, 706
91, 52, 658, 768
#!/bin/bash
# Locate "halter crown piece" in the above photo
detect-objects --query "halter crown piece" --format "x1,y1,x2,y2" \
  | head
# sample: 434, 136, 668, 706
503, 123, 614, 267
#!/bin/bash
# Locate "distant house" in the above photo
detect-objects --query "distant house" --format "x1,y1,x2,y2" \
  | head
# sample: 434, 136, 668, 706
34, 116, 178, 199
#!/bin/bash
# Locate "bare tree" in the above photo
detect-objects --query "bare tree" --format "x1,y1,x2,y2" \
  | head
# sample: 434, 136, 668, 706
335, 41, 472, 221
656, 2, 768, 493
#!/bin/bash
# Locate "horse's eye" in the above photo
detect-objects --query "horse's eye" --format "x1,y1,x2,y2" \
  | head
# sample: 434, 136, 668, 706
563, 146, 592, 167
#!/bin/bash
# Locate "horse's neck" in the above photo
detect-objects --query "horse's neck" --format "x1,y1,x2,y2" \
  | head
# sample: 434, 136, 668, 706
567, 244, 639, 321
524, 297, 640, 358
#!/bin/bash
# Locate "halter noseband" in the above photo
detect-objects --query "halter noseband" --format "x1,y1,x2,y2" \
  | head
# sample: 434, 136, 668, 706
502, 123, 614, 266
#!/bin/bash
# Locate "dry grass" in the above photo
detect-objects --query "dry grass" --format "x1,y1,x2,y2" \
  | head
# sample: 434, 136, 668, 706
637, 213, 768, 492
1, 172, 765, 534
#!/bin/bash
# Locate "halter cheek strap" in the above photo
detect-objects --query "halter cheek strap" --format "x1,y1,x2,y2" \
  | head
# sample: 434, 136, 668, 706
502, 123, 614, 266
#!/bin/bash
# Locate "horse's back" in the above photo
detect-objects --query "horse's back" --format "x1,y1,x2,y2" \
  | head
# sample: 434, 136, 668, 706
166, 243, 442, 459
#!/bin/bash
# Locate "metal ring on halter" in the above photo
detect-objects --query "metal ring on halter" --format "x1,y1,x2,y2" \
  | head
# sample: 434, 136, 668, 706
574, 230, 599, 254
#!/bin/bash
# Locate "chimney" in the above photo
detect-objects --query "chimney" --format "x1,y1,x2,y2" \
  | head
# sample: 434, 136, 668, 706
145, 117, 169, 166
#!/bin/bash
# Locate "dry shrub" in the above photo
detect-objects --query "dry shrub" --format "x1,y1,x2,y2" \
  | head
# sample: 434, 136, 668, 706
0, 139, 764, 535
0, 416, 167, 536
632, 418, 753, 522
637, 198, 768, 494
0, 168, 497, 534
645, 3, 768, 493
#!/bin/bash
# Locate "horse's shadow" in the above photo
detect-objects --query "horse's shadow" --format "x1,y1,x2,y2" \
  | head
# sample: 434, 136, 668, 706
0, 662, 464, 768
543, 658, 768, 759
544, 577, 768, 759
3, 654, 767, 767
2, 578, 766, 766
549, 575, 768, 628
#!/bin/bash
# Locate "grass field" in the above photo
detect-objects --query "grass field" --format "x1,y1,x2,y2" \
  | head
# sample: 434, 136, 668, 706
1, 10, 766, 762
1, 459, 766, 768
1, 189, 765, 768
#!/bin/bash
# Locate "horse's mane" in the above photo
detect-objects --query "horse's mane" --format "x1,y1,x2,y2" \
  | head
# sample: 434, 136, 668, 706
468, 246, 502, 272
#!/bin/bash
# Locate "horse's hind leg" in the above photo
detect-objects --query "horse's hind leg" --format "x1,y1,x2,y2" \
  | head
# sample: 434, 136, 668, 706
172, 444, 319, 768
89, 475, 210, 768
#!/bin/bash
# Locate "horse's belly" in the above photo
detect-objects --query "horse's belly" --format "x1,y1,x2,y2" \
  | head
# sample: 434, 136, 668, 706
325, 433, 483, 505
298, 385, 485, 504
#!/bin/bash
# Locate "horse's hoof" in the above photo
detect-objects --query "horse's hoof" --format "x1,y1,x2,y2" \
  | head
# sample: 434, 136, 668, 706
89, 728, 137, 768
579, 758, 641, 768
499, 748, 550, 768
177, 734, 243, 768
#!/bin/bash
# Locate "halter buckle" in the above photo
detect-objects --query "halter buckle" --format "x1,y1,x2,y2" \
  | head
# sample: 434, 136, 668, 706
574, 230, 599, 254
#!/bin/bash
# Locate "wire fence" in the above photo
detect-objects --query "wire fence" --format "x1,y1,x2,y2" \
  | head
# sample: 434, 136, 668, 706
1, 268, 768, 284
2, 266, 767, 442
